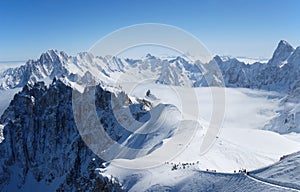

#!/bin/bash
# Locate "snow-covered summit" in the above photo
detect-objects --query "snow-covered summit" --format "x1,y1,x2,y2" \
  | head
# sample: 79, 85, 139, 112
215, 40, 300, 92
39, 49, 69, 64
0, 50, 111, 90
268, 40, 295, 67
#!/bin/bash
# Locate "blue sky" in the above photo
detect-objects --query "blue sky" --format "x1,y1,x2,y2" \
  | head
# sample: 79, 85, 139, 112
0, 0, 300, 60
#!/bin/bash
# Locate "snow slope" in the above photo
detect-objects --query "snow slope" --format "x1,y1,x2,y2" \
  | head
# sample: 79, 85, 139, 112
251, 151, 300, 190
97, 83, 300, 190
117, 83, 300, 171
99, 162, 298, 191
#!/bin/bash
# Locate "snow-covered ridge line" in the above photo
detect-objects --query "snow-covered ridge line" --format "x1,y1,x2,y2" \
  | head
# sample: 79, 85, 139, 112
250, 151, 300, 190
1, 40, 300, 93
247, 173, 300, 191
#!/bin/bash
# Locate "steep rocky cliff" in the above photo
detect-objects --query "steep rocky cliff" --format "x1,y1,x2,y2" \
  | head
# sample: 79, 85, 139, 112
0, 79, 130, 191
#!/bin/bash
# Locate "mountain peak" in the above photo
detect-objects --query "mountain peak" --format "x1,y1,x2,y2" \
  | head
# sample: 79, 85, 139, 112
39, 49, 68, 63
278, 40, 291, 46
145, 53, 156, 60
275, 40, 294, 53
269, 40, 295, 67
276, 40, 294, 51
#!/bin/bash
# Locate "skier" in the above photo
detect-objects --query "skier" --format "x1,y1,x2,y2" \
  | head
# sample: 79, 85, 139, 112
146, 89, 151, 97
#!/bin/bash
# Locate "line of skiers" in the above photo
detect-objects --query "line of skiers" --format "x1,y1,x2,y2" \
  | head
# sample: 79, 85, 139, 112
234, 169, 249, 175
165, 161, 200, 170
166, 161, 249, 175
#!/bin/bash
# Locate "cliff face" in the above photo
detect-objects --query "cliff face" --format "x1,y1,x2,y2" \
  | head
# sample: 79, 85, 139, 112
0, 80, 127, 191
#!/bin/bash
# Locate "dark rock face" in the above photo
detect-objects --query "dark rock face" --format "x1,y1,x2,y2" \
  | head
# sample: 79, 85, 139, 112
0, 80, 124, 191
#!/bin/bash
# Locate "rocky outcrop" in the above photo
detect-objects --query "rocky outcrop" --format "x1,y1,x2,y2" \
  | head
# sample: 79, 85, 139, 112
0, 79, 128, 191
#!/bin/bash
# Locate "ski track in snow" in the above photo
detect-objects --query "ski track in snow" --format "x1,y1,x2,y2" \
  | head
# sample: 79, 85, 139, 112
246, 174, 300, 192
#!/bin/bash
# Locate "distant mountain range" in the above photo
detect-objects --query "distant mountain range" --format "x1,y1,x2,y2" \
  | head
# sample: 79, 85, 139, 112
0, 40, 299, 93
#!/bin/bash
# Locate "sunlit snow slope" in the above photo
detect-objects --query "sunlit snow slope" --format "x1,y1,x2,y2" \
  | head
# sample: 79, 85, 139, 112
98, 83, 300, 191
118, 83, 300, 171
